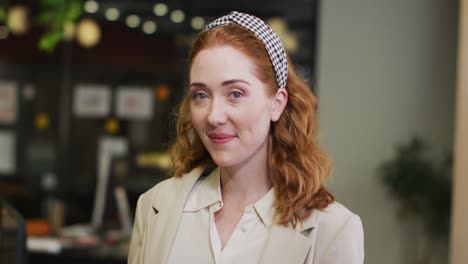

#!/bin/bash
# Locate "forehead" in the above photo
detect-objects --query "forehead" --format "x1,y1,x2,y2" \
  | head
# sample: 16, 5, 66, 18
190, 46, 258, 83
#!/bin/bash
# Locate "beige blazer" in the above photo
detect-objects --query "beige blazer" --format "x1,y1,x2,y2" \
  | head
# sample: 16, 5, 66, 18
128, 167, 364, 264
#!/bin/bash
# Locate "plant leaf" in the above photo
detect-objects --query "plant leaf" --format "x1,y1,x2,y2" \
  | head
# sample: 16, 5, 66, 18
38, 11, 55, 24
65, 1, 82, 22
0, 7, 6, 22
39, 30, 63, 52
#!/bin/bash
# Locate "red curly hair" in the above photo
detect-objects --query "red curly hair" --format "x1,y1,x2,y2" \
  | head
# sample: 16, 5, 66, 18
170, 24, 334, 227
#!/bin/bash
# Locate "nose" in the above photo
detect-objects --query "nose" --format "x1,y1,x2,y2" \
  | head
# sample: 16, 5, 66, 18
207, 98, 227, 126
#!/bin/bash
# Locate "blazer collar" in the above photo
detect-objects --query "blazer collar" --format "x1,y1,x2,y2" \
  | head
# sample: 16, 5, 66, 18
150, 166, 206, 211
259, 207, 320, 264
146, 165, 321, 264
146, 166, 206, 264
183, 167, 222, 212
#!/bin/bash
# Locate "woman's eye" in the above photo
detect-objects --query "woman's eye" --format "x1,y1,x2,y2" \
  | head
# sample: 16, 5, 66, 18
192, 92, 208, 100
230, 91, 242, 98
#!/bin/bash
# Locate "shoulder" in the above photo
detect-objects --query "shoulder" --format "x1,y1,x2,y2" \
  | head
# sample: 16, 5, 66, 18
312, 201, 363, 241
137, 166, 207, 209
310, 202, 364, 263
315, 202, 360, 230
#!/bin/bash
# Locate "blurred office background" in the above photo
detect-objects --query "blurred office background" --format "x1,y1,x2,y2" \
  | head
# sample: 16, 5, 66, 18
0, 0, 467, 264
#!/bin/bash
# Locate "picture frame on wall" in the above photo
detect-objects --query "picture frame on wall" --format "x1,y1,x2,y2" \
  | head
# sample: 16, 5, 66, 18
116, 87, 154, 120
73, 84, 112, 118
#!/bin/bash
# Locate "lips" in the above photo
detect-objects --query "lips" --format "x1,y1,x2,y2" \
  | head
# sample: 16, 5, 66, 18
207, 133, 236, 144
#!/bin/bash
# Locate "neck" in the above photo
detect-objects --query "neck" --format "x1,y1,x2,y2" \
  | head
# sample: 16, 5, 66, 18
219, 149, 272, 207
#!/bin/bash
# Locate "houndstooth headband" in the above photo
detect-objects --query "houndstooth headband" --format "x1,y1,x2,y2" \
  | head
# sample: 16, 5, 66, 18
204, 11, 288, 89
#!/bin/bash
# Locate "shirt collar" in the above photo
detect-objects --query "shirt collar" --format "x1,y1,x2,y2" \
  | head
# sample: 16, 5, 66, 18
252, 188, 275, 228
183, 167, 222, 212
182, 167, 276, 228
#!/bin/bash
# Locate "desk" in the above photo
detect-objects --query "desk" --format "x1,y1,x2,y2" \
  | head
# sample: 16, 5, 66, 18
29, 242, 128, 264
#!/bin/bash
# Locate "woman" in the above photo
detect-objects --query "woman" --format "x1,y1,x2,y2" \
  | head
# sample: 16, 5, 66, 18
129, 11, 364, 264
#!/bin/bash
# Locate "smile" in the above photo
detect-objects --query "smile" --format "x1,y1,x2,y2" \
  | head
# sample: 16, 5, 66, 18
207, 133, 236, 144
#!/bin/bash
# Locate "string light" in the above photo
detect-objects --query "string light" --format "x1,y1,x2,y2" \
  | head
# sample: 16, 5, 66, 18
142, 21, 157, 34
37, 1, 208, 41
126, 15, 141, 28
191, 16, 205, 30
77, 18, 101, 48
105, 8, 120, 21
153, 3, 168, 16
7, 5, 29, 35
84, 0, 99, 14
170, 10, 185, 23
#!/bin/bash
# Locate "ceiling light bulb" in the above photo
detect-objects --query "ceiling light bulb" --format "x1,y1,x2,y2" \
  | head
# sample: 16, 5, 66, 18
142, 21, 157, 34
77, 18, 101, 48
7, 5, 29, 35
84, 0, 99, 14
191, 16, 205, 30
153, 3, 168, 16
126, 15, 141, 28
170, 10, 185, 23
105, 8, 120, 21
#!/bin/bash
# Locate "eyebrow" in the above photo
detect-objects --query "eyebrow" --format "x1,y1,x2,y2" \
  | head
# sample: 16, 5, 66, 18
190, 79, 251, 89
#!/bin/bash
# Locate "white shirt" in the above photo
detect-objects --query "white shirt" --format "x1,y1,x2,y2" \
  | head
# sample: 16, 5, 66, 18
167, 168, 275, 264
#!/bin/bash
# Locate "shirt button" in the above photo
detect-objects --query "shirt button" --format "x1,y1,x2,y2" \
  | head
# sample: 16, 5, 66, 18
240, 225, 247, 232
244, 206, 253, 214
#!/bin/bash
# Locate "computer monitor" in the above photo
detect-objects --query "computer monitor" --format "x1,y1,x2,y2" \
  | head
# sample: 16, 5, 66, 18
91, 137, 130, 231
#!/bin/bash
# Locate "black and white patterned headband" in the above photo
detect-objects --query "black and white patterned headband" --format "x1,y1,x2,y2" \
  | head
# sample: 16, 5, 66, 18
204, 11, 288, 89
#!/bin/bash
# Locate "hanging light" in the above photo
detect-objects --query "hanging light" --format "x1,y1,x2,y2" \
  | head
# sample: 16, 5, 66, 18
7, 5, 29, 35
191, 16, 205, 30
142, 21, 157, 34
170, 10, 185, 23
105, 8, 120, 21
153, 3, 168, 16
126, 15, 141, 28
77, 18, 101, 48
84, 0, 99, 14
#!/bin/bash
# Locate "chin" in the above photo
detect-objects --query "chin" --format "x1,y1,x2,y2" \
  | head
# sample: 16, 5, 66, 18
209, 152, 240, 168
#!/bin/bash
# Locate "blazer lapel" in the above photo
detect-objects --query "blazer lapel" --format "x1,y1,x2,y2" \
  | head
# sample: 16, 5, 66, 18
260, 210, 319, 264
144, 167, 205, 264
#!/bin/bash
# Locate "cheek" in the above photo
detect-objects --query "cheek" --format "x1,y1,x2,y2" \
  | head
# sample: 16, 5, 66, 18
190, 107, 205, 131
235, 104, 272, 131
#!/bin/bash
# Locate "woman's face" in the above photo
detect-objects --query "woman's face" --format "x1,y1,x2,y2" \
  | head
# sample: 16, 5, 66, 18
189, 45, 285, 169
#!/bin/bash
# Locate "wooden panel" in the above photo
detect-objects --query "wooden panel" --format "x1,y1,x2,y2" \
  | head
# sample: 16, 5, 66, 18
450, 1, 468, 263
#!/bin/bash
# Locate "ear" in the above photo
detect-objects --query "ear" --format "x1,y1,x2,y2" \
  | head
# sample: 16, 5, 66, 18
271, 88, 288, 122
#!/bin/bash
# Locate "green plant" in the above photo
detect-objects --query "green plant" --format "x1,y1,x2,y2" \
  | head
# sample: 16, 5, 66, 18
378, 137, 452, 238
0, 0, 9, 23
0, 0, 82, 52
38, 0, 82, 52
0, 8, 6, 23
